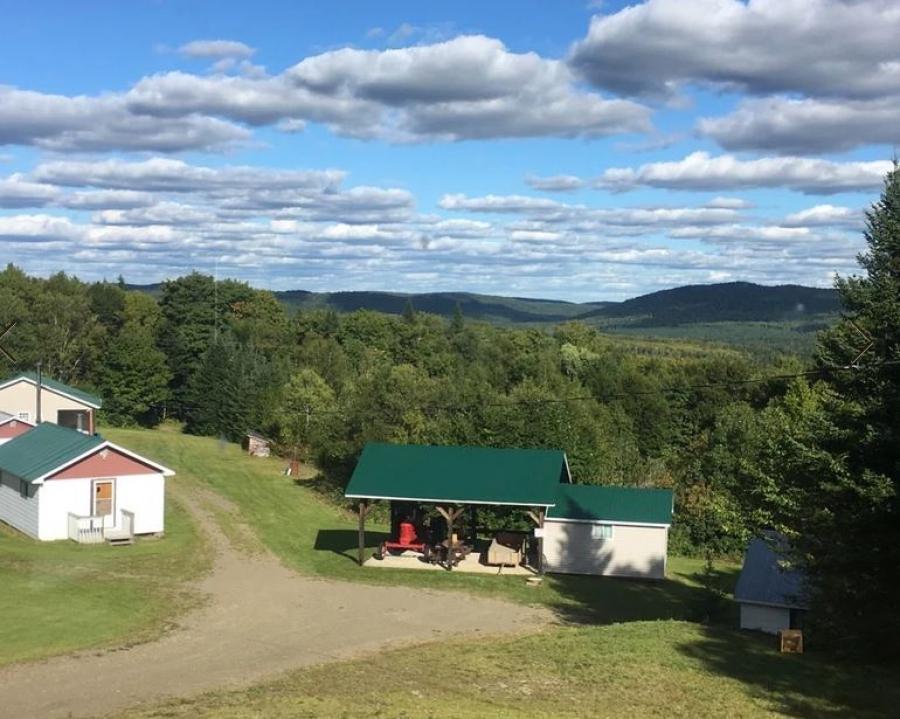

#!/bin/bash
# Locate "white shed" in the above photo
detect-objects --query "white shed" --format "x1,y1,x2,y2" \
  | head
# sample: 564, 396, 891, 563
543, 484, 673, 579
735, 533, 808, 634
0, 423, 173, 542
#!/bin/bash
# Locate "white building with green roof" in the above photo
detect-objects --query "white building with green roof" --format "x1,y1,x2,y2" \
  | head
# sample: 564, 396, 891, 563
0, 423, 173, 542
0, 372, 102, 433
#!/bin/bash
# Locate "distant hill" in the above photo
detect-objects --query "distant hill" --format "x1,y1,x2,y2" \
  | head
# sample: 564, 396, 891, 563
575, 282, 841, 327
274, 290, 607, 323
127, 280, 841, 328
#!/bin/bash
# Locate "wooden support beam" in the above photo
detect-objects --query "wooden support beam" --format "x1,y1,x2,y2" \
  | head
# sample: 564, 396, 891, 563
435, 505, 464, 571
357, 500, 372, 566
534, 507, 546, 575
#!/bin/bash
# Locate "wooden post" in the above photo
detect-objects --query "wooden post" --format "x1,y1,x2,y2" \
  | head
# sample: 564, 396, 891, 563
527, 507, 546, 575
435, 506, 464, 571
357, 500, 369, 566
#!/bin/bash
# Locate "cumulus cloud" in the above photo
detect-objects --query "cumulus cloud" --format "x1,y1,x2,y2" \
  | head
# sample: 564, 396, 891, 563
34, 158, 344, 193
699, 95, 900, 154
782, 204, 862, 228
0, 153, 870, 300
0, 176, 60, 208
124, 35, 652, 143
597, 152, 893, 194
525, 174, 586, 192
571, 0, 900, 100
0, 86, 249, 153
439, 193, 564, 213
178, 39, 256, 59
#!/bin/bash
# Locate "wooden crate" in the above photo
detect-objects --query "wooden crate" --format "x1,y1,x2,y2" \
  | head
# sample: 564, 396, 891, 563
779, 629, 803, 654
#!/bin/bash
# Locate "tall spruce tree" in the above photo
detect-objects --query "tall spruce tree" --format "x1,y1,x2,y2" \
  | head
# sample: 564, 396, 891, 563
770, 165, 900, 657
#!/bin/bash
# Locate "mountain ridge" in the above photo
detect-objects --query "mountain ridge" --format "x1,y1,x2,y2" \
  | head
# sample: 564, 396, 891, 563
125, 280, 840, 327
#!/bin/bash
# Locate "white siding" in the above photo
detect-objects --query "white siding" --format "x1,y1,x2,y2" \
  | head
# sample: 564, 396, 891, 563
38, 473, 166, 540
0, 380, 94, 424
740, 603, 791, 635
114, 474, 166, 535
38, 477, 93, 540
0, 471, 40, 539
543, 520, 668, 579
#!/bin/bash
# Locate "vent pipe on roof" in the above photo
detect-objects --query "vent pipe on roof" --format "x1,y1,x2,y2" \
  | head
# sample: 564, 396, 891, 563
36, 361, 42, 424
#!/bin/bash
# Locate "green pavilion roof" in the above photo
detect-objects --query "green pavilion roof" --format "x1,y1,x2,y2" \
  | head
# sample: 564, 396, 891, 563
345, 442, 570, 507
0, 422, 104, 483
547, 484, 673, 526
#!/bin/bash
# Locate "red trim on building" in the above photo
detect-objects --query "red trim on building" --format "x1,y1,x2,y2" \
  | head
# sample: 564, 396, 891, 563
49, 447, 160, 480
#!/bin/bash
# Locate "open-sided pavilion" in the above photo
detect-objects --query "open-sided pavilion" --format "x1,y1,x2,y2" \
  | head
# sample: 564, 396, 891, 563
345, 442, 572, 573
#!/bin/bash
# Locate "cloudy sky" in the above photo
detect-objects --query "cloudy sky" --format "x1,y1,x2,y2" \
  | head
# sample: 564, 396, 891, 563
1, 0, 897, 301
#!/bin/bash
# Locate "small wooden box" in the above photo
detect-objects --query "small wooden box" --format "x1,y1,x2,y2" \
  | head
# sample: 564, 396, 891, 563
779, 629, 803, 654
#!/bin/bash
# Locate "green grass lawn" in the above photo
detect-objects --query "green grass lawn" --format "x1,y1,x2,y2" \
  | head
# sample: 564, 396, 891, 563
119, 621, 899, 719
0, 496, 210, 666
105, 425, 738, 625
96, 427, 895, 717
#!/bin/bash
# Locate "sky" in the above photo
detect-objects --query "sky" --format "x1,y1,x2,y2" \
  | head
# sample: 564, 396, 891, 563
1, 0, 898, 302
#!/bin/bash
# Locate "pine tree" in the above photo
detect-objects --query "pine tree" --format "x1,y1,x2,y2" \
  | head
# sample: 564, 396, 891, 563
768, 165, 900, 657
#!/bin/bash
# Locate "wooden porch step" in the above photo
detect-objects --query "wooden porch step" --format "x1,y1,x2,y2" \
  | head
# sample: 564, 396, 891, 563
106, 533, 134, 546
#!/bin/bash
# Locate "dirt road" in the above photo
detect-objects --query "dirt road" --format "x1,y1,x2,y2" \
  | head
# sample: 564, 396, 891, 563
0, 487, 549, 718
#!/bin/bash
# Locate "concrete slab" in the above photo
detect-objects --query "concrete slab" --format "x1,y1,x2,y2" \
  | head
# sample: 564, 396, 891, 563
363, 549, 537, 575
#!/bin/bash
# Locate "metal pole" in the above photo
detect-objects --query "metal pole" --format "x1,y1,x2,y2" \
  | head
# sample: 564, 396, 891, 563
36, 361, 42, 424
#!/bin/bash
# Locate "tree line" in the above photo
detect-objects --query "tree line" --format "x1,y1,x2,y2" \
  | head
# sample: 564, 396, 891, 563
1, 166, 897, 659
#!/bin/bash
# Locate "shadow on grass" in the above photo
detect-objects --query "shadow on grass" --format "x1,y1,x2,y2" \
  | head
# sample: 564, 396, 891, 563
676, 625, 898, 718
543, 561, 741, 626
313, 529, 390, 564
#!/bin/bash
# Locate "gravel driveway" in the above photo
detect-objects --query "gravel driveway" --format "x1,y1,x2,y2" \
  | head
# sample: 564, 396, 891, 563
0, 486, 549, 718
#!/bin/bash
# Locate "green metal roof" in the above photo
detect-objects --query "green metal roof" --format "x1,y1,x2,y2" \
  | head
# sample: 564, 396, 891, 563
0, 422, 104, 483
547, 483, 673, 525
345, 442, 570, 506
0, 371, 102, 408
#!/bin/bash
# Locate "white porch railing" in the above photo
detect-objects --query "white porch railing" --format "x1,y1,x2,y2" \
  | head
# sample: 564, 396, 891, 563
67, 509, 135, 544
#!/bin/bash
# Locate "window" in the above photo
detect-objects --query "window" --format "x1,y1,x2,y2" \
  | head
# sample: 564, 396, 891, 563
591, 524, 614, 540
92, 480, 114, 517
17, 412, 29, 422
19, 479, 29, 499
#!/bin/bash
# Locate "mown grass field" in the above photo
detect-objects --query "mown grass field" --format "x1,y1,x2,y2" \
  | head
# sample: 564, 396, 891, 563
103, 426, 896, 717
120, 621, 898, 719
0, 495, 210, 666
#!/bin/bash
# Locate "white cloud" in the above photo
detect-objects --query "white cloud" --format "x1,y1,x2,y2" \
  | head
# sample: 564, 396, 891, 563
782, 204, 862, 228
178, 40, 255, 59
597, 152, 893, 194
699, 95, 900, 154
439, 193, 564, 213
525, 174, 586, 192
0, 86, 249, 153
127, 35, 651, 142
34, 158, 343, 193
0, 175, 59, 208
571, 0, 900, 100
706, 196, 753, 210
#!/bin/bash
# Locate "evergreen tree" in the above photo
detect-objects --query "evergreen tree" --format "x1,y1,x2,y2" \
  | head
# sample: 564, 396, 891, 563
402, 298, 417, 324
450, 302, 465, 334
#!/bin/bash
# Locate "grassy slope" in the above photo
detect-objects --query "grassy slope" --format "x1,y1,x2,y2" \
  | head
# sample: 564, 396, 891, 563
0, 497, 210, 666
106, 427, 897, 718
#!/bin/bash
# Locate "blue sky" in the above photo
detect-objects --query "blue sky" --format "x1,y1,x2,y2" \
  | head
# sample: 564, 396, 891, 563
1, 0, 897, 301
